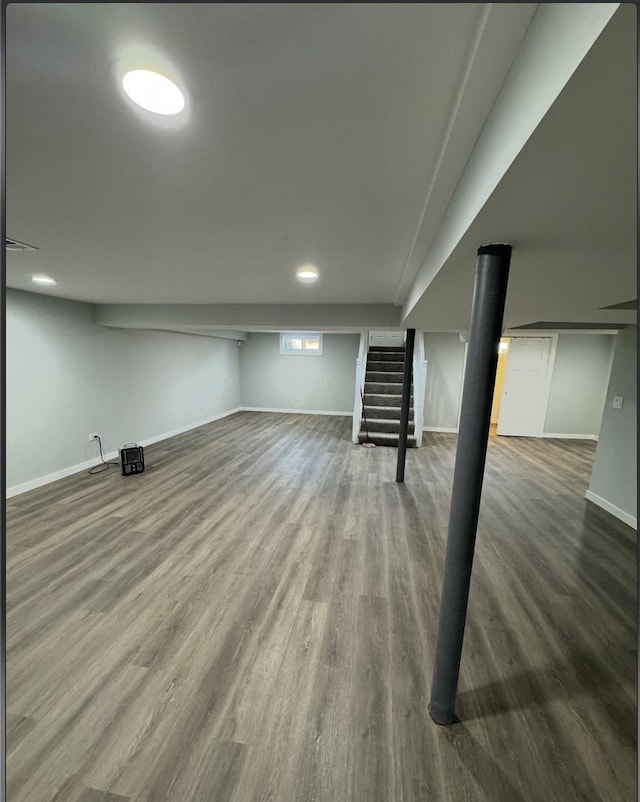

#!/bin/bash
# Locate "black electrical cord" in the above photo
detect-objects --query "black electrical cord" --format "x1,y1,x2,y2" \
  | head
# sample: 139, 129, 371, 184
88, 435, 119, 475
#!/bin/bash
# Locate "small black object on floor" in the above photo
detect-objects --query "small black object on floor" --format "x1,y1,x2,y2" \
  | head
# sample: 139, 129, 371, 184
120, 443, 145, 476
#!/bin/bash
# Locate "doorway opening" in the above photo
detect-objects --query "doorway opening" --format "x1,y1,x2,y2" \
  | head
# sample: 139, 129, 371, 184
492, 335, 558, 437
490, 338, 510, 433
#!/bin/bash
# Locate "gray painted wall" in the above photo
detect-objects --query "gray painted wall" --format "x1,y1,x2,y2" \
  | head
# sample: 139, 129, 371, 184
7, 289, 241, 490
544, 333, 616, 435
423, 332, 617, 435
239, 333, 359, 413
588, 325, 637, 524
423, 333, 466, 430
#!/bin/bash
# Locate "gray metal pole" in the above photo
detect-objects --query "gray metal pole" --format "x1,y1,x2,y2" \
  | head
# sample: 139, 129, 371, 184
396, 328, 415, 483
428, 243, 511, 725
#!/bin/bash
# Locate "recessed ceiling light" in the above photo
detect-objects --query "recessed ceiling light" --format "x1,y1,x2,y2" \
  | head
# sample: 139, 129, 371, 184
32, 275, 57, 286
122, 69, 185, 115
296, 264, 319, 283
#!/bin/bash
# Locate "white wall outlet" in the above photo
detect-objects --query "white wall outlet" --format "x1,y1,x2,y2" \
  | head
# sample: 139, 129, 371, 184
612, 396, 624, 409
89, 432, 99, 442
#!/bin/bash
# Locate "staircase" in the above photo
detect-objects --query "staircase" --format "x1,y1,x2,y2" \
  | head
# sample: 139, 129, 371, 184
358, 346, 416, 447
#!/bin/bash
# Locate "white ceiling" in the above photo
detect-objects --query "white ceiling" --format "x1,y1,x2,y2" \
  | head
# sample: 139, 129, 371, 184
5, 3, 636, 333
5, 3, 534, 304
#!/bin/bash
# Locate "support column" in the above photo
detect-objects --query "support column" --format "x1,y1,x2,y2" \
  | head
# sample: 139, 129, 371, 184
428, 244, 511, 725
396, 328, 415, 483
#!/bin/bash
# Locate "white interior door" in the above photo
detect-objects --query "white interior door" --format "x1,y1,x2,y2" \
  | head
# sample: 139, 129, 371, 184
497, 337, 553, 436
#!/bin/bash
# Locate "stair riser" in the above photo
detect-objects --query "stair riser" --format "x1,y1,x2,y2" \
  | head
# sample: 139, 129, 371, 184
368, 346, 405, 353
364, 406, 413, 419
365, 382, 406, 395
362, 420, 415, 434
367, 352, 405, 363
364, 393, 413, 406
366, 361, 405, 372
366, 371, 407, 384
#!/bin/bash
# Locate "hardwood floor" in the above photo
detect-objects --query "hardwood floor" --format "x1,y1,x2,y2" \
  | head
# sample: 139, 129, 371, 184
6, 412, 637, 801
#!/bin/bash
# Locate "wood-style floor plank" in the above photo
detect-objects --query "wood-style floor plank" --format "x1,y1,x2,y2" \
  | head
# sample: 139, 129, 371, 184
7, 411, 637, 801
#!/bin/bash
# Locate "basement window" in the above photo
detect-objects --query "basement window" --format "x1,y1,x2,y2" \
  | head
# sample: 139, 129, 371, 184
279, 333, 323, 355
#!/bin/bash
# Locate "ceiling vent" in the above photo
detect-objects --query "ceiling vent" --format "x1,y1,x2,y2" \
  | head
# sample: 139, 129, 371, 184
6, 237, 38, 252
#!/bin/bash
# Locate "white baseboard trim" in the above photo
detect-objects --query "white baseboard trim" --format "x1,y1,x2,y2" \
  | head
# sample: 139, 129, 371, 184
585, 490, 637, 530
136, 407, 243, 448
542, 433, 598, 441
240, 407, 352, 416
423, 426, 458, 434
6, 407, 243, 499
7, 454, 118, 499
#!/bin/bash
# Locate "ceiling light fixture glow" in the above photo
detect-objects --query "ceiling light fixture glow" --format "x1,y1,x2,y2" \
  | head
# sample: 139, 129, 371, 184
32, 274, 57, 286
296, 265, 319, 283
122, 69, 185, 115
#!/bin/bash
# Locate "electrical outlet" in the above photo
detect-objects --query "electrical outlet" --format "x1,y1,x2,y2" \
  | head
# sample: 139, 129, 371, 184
612, 396, 624, 409
89, 432, 99, 442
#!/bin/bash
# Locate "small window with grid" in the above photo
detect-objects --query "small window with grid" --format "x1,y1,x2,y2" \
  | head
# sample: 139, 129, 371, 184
279, 333, 323, 355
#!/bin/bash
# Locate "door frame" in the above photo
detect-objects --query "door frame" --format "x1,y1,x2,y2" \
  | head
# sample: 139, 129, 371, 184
457, 338, 468, 432
497, 333, 559, 436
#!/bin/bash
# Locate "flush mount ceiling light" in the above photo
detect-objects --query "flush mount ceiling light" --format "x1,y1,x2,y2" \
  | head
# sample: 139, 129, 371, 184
296, 264, 319, 283
32, 275, 57, 286
122, 69, 185, 115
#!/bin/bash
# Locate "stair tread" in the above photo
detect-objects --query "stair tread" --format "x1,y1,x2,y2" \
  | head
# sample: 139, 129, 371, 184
367, 362, 405, 367
364, 406, 413, 412
364, 393, 413, 400
366, 395, 411, 400
366, 386, 409, 391
364, 401, 413, 409
363, 417, 415, 424
360, 433, 416, 440
360, 429, 416, 435
358, 431, 417, 447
